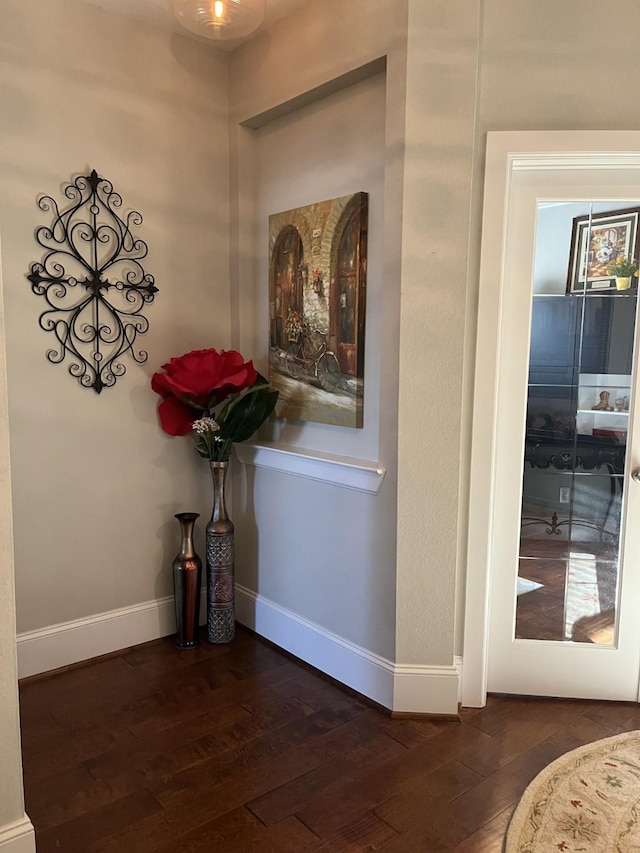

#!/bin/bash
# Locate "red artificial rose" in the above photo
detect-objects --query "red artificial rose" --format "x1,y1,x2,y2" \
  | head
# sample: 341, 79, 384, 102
151, 348, 257, 437
154, 348, 256, 406
154, 396, 195, 436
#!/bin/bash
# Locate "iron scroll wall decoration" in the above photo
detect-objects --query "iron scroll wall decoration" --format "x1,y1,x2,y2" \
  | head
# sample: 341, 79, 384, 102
26, 170, 158, 393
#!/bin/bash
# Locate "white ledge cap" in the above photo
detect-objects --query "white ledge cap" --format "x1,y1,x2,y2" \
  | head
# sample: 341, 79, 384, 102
234, 441, 386, 494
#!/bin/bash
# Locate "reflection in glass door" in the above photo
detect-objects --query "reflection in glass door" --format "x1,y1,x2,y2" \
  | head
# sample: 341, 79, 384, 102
516, 204, 638, 646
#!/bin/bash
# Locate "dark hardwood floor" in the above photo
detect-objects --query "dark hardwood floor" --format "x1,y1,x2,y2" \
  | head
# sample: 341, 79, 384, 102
18, 627, 640, 852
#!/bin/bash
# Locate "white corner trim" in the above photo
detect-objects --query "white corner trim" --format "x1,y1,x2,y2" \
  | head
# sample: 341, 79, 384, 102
393, 662, 460, 716
16, 591, 208, 680
235, 441, 386, 494
0, 817, 36, 853
235, 584, 459, 715
455, 655, 463, 703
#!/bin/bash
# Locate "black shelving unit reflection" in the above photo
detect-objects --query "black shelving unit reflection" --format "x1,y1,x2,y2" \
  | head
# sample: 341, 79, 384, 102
522, 292, 636, 544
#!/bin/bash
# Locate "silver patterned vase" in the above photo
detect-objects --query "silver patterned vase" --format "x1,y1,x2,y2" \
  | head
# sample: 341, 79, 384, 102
206, 460, 235, 643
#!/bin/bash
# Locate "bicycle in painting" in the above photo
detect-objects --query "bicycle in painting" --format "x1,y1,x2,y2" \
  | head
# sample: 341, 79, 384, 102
285, 326, 341, 392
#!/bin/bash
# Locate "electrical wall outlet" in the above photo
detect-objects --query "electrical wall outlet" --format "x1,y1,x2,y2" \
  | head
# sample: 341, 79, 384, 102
559, 487, 571, 504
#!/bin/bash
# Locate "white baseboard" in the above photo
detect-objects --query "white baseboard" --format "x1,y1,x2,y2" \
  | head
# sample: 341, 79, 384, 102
236, 585, 460, 715
17, 588, 462, 715
393, 663, 460, 715
17, 592, 209, 680
17, 595, 178, 679
0, 817, 35, 853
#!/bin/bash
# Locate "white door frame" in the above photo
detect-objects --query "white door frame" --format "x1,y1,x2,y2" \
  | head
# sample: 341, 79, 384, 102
461, 130, 640, 708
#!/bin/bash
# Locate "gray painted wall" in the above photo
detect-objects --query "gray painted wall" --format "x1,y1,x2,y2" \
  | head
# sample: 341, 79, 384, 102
229, 1, 408, 662
6, 6, 640, 829
1, 0, 231, 633
0, 240, 28, 843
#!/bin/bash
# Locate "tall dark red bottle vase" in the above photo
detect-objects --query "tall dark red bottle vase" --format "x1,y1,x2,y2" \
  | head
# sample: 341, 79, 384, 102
172, 512, 202, 649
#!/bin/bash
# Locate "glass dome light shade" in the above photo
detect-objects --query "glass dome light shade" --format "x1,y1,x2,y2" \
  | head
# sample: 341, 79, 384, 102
171, 0, 265, 41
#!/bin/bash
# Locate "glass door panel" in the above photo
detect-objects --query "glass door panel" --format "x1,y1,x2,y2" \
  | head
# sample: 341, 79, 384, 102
474, 132, 640, 706
515, 203, 638, 647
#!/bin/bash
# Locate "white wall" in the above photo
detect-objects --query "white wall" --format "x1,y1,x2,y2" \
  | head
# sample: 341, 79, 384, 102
256, 75, 386, 459
534, 204, 587, 294
0, 0, 230, 634
228, 0, 409, 664
237, 73, 394, 655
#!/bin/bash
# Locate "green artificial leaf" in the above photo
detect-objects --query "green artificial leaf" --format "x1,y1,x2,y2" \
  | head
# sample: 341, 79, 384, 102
218, 373, 271, 417
193, 439, 211, 459
219, 385, 279, 444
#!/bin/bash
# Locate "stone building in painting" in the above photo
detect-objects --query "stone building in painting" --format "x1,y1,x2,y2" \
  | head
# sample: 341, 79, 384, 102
268, 192, 368, 382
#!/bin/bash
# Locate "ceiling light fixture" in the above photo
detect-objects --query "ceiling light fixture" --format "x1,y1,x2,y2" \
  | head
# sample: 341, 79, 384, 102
171, 0, 265, 41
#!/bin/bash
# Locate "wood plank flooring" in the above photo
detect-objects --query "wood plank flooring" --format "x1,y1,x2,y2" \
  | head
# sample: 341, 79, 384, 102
18, 627, 640, 852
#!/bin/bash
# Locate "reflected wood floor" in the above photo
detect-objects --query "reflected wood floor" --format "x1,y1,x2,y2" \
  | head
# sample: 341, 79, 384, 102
517, 535, 617, 642
19, 627, 640, 852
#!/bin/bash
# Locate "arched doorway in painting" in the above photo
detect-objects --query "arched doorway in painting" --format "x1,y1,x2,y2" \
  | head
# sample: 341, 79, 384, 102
331, 195, 368, 377
270, 226, 303, 349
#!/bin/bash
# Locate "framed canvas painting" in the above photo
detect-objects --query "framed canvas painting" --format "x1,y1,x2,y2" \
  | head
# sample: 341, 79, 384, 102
268, 192, 368, 428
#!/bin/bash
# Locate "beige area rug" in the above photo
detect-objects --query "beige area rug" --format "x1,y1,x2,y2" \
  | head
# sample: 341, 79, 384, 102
504, 731, 640, 852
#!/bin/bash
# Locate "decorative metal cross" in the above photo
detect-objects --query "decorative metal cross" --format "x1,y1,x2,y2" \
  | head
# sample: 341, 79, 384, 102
27, 170, 158, 393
